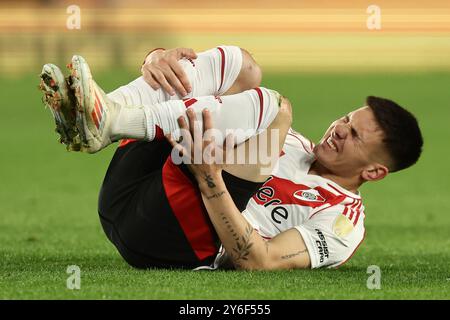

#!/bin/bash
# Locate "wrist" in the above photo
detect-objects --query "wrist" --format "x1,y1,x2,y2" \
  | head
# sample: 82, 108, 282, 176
143, 47, 165, 65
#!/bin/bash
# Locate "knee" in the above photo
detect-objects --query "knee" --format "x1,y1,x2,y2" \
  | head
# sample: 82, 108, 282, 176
224, 48, 262, 95
275, 96, 293, 127
239, 48, 262, 89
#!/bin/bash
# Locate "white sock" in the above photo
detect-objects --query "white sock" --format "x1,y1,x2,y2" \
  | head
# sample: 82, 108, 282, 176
111, 87, 279, 142
107, 45, 244, 108
144, 88, 279, 143
107, 77, 166, 107
110, 106, 147, 140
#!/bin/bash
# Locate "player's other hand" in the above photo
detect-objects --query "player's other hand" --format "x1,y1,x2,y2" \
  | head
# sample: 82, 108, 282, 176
166, 108, 230, 181
141, 48, 197, 97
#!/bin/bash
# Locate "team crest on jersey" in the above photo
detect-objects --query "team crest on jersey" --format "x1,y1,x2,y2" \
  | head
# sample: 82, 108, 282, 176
293, 189, 326, 203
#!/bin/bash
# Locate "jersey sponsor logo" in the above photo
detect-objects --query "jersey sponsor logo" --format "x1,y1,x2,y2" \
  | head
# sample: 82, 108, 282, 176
333, 214, 354, 237
293, 189, 326, 203
255, 186, 275, 203
252, 176, 336, 209
255, 183, 289, 224
271, 206, 289, 224
315, 229, 329, 263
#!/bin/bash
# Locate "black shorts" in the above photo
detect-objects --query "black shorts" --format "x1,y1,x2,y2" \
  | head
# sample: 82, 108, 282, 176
98, 139, 263, 269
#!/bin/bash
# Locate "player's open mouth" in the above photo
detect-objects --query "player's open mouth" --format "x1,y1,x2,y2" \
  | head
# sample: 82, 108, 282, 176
326, 136, 337, 151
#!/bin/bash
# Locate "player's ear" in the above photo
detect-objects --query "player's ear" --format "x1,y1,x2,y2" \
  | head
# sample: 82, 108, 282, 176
361, 163, 389, 182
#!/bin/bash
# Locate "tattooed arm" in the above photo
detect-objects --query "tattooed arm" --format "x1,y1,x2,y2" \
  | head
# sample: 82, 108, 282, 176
167, 107, 311, 270
197, 172, 311, 270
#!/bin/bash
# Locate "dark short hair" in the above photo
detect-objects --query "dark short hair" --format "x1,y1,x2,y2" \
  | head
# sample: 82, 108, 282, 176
366, 96, 423, 172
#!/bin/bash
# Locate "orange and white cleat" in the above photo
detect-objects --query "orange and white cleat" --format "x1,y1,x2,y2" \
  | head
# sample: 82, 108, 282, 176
39, 64, 81, 150
68, 55, 120, 153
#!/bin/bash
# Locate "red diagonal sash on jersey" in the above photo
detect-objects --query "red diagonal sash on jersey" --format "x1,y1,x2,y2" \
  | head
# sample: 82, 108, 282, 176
253, 176, 345, 208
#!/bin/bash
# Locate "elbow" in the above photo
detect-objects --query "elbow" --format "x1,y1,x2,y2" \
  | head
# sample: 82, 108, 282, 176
233, 256, 273, 271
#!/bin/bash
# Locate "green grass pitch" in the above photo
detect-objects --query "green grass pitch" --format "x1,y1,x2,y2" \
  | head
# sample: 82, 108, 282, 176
0, 71, 449, 299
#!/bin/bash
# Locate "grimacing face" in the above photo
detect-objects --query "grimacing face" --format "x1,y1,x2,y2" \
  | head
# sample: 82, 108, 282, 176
313, 106, 389, 180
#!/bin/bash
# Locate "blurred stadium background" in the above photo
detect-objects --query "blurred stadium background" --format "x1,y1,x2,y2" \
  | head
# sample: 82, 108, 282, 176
2, 0, 450, 74
1, 0, 449, 299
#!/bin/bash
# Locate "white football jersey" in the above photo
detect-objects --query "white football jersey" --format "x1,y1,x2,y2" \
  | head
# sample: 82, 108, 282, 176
240, 128, 366, 268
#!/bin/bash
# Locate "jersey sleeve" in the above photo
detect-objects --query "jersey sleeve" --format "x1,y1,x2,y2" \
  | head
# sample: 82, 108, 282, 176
294, 205, 365, 269
177, 45, 243, 98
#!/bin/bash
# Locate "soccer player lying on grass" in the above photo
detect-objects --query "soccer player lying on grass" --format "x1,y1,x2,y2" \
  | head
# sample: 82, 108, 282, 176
39, 46, 423, 270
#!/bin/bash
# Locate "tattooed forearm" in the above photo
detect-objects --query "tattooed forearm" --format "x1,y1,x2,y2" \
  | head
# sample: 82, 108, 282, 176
204, 174, 216, 188
232, 223, 254, 267
205, 191, 226, 200
220, 212, 240, 242
219, 212, 254, 267
281, 249, 307, 260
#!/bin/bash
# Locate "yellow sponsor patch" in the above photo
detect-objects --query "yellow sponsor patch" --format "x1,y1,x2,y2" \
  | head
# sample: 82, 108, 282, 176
333, 214, 354, 237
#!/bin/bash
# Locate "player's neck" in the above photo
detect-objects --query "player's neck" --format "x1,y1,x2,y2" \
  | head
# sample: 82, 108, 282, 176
308, 161, 361, 194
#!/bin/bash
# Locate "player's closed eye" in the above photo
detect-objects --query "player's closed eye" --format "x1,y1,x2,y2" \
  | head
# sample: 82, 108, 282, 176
343, 115, 361, 140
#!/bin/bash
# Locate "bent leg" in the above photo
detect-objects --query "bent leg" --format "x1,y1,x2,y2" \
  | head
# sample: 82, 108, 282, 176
98, 140, 218, 268
107, 45, 260, 106
99, 138, 268, 269
222, 97, 293, 182
98, 140, 172, 225
112, 87, 280, 143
